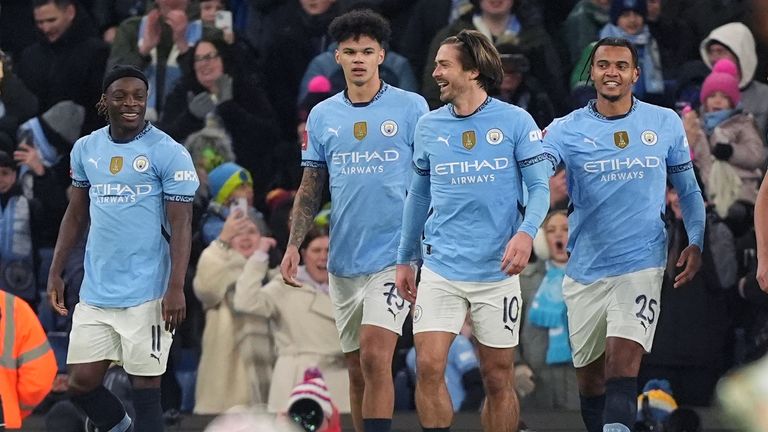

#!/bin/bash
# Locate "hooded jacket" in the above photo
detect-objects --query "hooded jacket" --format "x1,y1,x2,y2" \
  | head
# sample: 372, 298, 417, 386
700, 22, 768, 136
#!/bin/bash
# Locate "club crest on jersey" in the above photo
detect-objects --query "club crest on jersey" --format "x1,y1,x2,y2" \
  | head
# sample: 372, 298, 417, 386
641, 130, 658, 146
132, 155, 150, 172
109, 156, 123, 175
486, 128, 503, 145
380, 120, 398, 137
354, 121, 367, 141
462, 130, 476, 150
614, 131, 629, 149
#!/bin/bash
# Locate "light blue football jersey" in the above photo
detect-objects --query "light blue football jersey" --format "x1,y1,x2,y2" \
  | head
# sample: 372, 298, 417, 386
302, 83, 429, 277
542, 99, 694, 284
70, 123, 199, 307
413, 97, 547, 282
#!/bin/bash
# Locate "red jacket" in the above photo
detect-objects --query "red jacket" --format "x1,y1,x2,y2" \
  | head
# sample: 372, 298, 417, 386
0, 290, 57, 429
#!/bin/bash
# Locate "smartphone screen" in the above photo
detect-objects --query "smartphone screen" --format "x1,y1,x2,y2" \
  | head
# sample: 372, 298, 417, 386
215, 11, 233, 31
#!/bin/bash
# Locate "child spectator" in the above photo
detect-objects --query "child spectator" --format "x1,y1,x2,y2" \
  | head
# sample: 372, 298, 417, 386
599, 0, 665, 103
201, 161, 263, 245
193, 209, 277, 413
520, 210, 579, 410
0, 150, 39, 306
684, 59, 766, 220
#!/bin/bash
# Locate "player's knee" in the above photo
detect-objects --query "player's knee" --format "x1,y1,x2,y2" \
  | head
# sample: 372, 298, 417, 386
67, 373, 102, 395
416, 356, 447, 386
359, 345, 392, 377
346, 360, 365, 390
130, 375, 161, 389
481, 365, 513, 397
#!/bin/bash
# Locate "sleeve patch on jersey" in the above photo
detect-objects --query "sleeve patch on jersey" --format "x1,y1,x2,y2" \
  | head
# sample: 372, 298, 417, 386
301, 160, 327, 169
528, 129, 543, 141
412, 162, 429, 176
164, 194, 195, 203
667, 161, 693, 174
301, 130, 308, 151
72, 179, 90, 188
518, 153, 547, 168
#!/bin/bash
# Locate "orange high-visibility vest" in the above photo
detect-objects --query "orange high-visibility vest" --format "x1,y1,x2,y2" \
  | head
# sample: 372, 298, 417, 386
0, 290, 57, 429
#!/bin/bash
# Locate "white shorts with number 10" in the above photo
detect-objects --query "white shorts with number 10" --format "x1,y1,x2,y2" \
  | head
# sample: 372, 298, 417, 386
564, 267, 664, 368
413, 266, 522, 348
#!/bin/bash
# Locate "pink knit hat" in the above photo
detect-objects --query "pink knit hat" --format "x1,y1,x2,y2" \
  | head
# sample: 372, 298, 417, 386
700, 70, 740, 107
712, 59, 740, 80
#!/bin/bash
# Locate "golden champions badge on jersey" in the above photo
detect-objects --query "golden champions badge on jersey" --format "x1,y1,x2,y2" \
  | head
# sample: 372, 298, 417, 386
109, 156, 123, 175
614, 131, 629, 149
354, 121, 367, 140
462, 130, 476, 150
133, 155, 150, 172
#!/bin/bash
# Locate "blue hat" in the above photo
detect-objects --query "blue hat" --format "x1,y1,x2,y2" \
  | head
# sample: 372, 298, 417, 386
610, 0, 647, 24
207, 162, 252, 204
637, 379, 678, 425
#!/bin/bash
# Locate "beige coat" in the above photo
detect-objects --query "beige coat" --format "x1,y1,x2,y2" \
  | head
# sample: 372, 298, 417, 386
192, 243, 275, 414
688, 112, 766, 205
233, 268, 350, 413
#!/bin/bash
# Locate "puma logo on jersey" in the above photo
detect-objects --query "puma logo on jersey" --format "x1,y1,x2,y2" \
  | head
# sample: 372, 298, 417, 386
150, 353, 161, 364
328, 126, 341, 137
437, 135, 451, 147
504, 324, 515, 335
583, 137, 597, 148
88, 157, 101, 169
388, 307, 401, 322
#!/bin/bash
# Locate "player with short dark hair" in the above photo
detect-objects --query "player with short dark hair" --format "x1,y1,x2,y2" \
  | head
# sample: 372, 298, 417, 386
541, 37, 705, 432
396, 29, 551, 432
280, 10, 428, 432
48, 65, 199, 432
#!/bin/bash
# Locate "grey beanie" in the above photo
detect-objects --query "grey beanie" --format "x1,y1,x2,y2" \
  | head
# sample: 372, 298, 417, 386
41, 101, 85, 145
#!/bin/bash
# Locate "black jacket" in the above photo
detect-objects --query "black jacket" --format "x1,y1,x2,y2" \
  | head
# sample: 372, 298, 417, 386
16, 7, 109, 135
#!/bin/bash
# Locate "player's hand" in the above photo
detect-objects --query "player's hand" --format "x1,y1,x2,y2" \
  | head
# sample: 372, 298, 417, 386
162, 288, 186, 332
139, 9, 162, 55
47, 274, 68, 316
395, 264, 417, 304
674, 244, 702, 288
756, 261, 768, 293
280, 245, 301, 287
501, 232, 533, 275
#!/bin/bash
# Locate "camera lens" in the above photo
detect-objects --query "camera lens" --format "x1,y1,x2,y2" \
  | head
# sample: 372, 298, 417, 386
287, 398, 325, 432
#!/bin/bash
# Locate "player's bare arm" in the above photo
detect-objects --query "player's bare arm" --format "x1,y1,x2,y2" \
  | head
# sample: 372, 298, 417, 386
163, 200, 193, 332
281, 167, 328, 286
756, 174, 768, 291
48, 186, 91, 316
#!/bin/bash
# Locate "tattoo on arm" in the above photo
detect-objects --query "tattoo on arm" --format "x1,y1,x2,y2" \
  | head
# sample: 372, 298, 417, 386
288, 167, 327, 248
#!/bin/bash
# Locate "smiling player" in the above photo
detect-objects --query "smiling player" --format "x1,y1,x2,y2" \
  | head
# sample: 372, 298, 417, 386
541, 37, 705, 432
47, 65, 198, 432
396, 29, 550, 432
